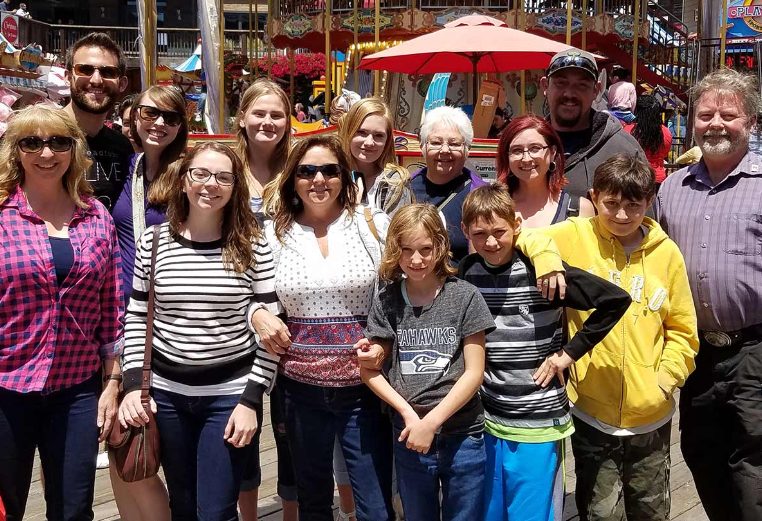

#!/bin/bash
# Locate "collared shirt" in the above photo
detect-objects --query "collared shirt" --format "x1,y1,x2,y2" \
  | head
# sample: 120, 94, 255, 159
0, 187, 124, 394
655, 151, 762, 331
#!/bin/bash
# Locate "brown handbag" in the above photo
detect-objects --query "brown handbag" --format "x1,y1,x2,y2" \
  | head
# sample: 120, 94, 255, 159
107, 226, 161, 482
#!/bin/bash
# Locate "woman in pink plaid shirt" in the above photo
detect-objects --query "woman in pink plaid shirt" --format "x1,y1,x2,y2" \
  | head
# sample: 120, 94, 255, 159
0, 104, 124, 521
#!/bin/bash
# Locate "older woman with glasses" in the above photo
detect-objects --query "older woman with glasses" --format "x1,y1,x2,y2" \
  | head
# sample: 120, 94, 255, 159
0, 105, 123, 521
261, 134, 394, 521
109, 85, 187, 521
497, 115, 594, 227
118, 141, 283, 520
410, 106, 487, 265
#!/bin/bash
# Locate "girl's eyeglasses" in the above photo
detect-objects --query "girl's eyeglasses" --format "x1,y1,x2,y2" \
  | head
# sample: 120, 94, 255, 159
295, 164, 345, 179
136, 105, 184, 127
186, 167, 236, 186
18, 136, 74, 154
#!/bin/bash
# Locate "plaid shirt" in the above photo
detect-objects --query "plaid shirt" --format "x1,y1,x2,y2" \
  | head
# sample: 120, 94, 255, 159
0, 187, 124, 394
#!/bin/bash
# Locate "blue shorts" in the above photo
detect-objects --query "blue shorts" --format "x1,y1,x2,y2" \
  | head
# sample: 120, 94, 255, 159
483, 433, 565, 521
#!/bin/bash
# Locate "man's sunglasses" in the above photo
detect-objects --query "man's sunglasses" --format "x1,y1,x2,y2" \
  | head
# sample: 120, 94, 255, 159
295, 164, 345, 179
136, 105, 184, 127
18, 136, 74, 154
72, 63, 122, 80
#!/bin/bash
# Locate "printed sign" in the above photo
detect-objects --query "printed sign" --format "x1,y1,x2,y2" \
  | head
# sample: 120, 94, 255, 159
1, 13, 18, 46
727, 0, 762, 37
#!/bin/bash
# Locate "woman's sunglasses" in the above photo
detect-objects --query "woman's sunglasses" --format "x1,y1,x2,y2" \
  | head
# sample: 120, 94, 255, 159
295, 164, 345, 179
136, 105, 184, 127
18, 136, 74, 154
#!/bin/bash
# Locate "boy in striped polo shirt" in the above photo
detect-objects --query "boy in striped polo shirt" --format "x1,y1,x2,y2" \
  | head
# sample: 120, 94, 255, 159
459, 184, 630, 521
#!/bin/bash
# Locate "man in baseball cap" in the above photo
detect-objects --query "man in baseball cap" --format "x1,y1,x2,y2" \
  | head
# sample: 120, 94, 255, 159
540, 48, 644, 202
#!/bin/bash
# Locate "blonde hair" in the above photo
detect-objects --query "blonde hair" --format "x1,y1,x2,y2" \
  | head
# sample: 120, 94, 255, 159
379, 203, 457, 282
337, 98, 410, 212
167, 142, 261, 273
0, 104, 93, 207
130, 86, 189, 206
461, 185, 518, 229
234, 78, 292, 177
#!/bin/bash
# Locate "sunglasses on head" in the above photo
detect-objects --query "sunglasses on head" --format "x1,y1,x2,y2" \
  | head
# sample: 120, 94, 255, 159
18, 136, 74, 154
136, 105, 184, 127
72, 63, 121, 80
295, 164, 345, 179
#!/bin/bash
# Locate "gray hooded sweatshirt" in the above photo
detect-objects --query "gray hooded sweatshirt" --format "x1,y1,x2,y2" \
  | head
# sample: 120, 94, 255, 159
561, 110, 646, 200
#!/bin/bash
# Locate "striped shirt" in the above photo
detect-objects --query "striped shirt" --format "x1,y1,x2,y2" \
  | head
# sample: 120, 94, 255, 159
460, 253, 569, 432
655, 152, 762, 331
459, 252, 630, 437
122, 223, 281, 408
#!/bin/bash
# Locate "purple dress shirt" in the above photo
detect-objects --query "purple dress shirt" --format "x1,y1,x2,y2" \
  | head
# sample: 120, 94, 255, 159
655, 151, 762, 332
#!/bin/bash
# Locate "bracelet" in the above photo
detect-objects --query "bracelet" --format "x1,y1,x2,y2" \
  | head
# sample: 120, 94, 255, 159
104, 374, 123, 383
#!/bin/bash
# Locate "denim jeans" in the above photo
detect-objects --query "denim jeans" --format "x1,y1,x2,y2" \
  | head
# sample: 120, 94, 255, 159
153, 389, 257, 521
280, 375, 394, 521
392, 421, 487, 521
680, 337, 762, 521
0, 374, 100, 521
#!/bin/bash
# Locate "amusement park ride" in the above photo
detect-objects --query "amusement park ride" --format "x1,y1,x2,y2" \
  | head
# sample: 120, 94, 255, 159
0, 0, 751, 170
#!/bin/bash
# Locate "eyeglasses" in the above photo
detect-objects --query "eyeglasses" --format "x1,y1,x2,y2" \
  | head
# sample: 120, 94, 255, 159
72, 63, 122, 80
187, 167, 236, 186
426, 140, 465, 152
508, 145, 550, 159
136, 105, 184, 127
295, 164, 345, 179
18, 136, 74, 154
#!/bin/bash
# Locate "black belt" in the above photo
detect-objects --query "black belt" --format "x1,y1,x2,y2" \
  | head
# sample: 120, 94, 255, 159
699, 324, 762, 348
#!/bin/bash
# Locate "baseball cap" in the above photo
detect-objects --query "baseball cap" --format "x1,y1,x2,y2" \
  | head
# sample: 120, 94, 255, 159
546, 49, 598, 81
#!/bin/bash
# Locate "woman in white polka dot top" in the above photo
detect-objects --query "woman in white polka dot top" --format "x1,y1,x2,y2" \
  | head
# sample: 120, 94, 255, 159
258, 134, 395, 520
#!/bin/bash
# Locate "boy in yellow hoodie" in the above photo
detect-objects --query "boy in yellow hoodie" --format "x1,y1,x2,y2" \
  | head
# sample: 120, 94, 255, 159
544, 154, 699, 521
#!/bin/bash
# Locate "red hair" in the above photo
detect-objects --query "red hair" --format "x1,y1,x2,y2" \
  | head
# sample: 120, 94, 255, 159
496, 114, 567, 197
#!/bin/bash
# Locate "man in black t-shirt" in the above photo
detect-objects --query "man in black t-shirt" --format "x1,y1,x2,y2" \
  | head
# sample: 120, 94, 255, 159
64, 32, 133, 211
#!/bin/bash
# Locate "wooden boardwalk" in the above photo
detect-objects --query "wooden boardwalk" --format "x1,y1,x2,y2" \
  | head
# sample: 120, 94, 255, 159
24, 394, 708, 520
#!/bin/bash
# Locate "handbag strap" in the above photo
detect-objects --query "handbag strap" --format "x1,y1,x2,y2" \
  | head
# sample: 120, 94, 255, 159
140, 226, 160, 406
363, 206, 380, 243
437, 178, 471, 213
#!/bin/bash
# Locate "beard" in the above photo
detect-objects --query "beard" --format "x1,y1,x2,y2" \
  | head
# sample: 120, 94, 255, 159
551, 98, 585, 129
697, 128, 749, 157
70, 85, 118, 115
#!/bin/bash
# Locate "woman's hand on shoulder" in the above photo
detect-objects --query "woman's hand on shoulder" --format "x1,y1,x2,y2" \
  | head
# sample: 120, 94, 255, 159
117, 390, 157, 428
224, 403, 259, 448
252, 308, 291, 355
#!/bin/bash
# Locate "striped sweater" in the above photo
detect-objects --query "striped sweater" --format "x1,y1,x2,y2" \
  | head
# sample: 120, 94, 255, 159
459, 252, 630, 436
122, 223, 282, 408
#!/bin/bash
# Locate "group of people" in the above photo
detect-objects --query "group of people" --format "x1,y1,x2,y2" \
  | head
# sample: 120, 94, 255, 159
0, 32, 760, 521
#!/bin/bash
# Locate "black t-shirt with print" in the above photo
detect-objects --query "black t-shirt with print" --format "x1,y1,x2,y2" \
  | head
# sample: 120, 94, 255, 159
86, 126, 133, 212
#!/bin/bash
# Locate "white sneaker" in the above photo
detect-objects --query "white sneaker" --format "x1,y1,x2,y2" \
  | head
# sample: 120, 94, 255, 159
96, 451, 110, 469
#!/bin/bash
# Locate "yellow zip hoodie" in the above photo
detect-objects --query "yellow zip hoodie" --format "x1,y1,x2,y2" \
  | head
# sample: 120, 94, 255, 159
545, 216, 699, 428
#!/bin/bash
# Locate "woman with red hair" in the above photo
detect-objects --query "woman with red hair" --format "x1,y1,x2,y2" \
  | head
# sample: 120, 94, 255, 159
497, 115, 594, 227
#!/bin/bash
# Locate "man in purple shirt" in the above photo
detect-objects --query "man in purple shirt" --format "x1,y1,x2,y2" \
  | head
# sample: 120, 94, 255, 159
655, 68, 762, 521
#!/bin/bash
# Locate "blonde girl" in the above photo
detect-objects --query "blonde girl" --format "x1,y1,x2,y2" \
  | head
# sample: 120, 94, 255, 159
357, 203, 495, 521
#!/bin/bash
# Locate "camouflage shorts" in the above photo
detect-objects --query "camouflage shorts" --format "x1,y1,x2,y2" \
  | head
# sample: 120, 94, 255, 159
571, 417, 671, 521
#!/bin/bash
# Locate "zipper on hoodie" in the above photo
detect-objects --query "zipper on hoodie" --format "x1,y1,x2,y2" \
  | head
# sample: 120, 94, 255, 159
618, 250, 631, 427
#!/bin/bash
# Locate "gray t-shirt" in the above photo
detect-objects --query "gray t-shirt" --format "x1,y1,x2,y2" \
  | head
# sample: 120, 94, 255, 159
365, 277, 495, 435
